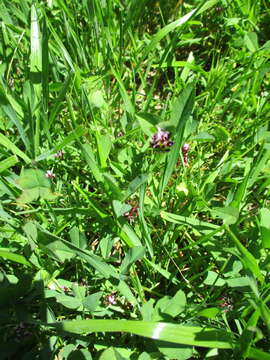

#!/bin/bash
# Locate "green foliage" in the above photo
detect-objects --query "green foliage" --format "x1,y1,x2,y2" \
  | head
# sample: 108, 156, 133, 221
1, 0, 270, 358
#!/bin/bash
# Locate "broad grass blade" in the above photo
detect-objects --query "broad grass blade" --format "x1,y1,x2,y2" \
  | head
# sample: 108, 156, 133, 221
47, 319, 234, 349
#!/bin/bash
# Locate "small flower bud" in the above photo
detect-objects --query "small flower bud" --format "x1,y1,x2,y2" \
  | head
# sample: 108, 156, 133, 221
182, 143, 190, 153
45, 170, 56, 179
53, 150, 65, 159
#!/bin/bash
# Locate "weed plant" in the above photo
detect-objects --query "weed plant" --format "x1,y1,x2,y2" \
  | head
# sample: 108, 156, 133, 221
0, 0, 270, 359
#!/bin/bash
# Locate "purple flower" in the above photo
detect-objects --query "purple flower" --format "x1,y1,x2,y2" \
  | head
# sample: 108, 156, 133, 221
150, 128, 174, 150
45, 170, 56, 179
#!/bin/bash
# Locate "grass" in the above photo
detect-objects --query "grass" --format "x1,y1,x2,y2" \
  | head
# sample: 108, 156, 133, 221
1, 0, 270, 359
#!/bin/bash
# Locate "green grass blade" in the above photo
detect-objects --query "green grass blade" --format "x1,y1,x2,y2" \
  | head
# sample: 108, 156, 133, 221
225, 225, 263, 283
248, 348, 270, 360
0, 249, 33, 267
30, 4, 42, 156
37, 226, 118, 279
161, 211, 219, 234
0, 133, 31, 163
139, 9, 197, 65
46, 320, 234, 349
160, 84, 195, 194
81, 143, 104, 183
0, 89, 30, 152
110, 66, 135, 117
0, 155, 18, 173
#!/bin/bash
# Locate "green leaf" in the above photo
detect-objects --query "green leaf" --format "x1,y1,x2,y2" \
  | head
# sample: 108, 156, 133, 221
47, 320, 234, 349
156, 341, 193, 360
204, 271, 226, 286
69, 227, 87, 250
119, 223, 142, 247
112, 200, 131, 218
45, 290, 81, 309
197, 0, 220, 15
0, 88, 30, 152
123, 174, 148, 201
226, 276, 251, 288
96, 133, 112, 168
136, 113, 159, 136
53, 126, 86, 153
162, 290, 186, 318
99, 347, 126, 360
210, 207, 239, 225
16, 168, 57, 204
244, 32, 259, 53
68, 349, 92, 360
110, 66, 134, 116
83, 292, 103, 312
229, 172, 250, 210
103, 173, 123, 200
30, 4, 42, 75
17, 168, 50, 189
120, 246, 145, 274
248, 348, 270, 360
259, 208, 270, 248
116, 279, 139, 306
198, 308, 220, 319
89, 89, 106, 108
192, 131, 215, 142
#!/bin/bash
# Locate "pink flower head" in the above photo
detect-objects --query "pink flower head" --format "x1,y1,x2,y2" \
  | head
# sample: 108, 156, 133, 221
104, 293, 117, 305
124, 205, 139, 223
107, 294, 117, 305
45, 170, 56, 179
